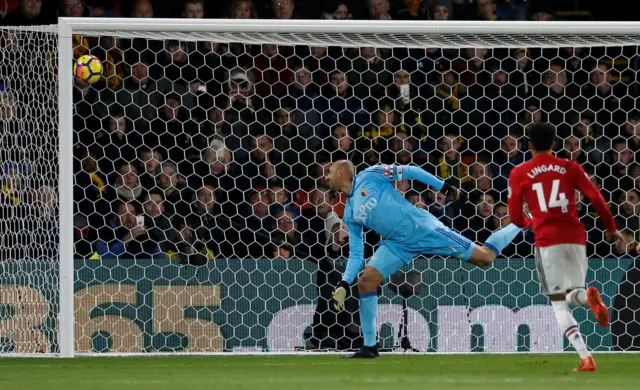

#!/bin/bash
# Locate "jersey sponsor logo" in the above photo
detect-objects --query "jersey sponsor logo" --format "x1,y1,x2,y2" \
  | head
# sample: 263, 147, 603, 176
526, 164, 566, 179
355, 198, 377, 223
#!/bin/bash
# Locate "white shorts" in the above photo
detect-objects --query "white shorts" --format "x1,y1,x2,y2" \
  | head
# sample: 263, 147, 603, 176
534, 244, 587, 295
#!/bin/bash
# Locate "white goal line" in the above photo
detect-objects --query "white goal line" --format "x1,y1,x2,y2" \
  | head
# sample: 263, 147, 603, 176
1, 351, 640, 359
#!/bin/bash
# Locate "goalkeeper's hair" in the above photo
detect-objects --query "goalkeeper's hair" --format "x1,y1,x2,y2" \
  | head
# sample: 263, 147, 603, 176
527, 122, 556, 152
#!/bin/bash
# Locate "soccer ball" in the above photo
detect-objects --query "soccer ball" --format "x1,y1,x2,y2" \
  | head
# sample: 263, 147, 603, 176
73, 55, 102, 84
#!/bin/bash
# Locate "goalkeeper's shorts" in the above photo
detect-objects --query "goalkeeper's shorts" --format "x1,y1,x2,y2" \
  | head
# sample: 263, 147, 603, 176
368, 225, 475, 279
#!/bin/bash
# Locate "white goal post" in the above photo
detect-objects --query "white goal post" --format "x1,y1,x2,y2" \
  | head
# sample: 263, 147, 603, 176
2, 18, 640, 358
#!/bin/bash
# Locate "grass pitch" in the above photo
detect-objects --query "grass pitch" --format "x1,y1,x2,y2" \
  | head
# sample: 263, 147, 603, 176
0, 354, 638, 390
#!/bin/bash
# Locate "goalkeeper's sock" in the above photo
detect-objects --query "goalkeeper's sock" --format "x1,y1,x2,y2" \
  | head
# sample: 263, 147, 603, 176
483, 223, 522, 256
359, 291, 378, 347
551, 300, 590, 359
566, 288, 587, 306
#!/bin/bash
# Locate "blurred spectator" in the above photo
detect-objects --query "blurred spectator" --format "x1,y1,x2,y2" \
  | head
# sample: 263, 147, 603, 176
253, 44, 294, 108
431, 60, 467, 115
538, 63, 585, 128
558, 133, 595, 173
622, 113, 640, 151
322, 2, 351, 19
455, 48, 490, 88
367, 0, 391, 20
464, 159, 499, 195
434, 130, 467, 187
61, 0, 87, 17
615, 190, 640, 233
531, 6, 553, 21
142, 189, 177, 251
97, 108, 141, 175
103, 162, 145, 206
148, 93, 202, 163
471, 0, 499, 20
301, 185, 336, 258
358, 99, 403, 165
457, 191, 496, 242
431, 0, 452, 20
137, 147, 164, 190
229, 0, 257, 18
322, 69, 370, 128
561, 47, 593, 87
394, 0, 430, 20
2, 0, 52, 25
350, 47, 395, 102
74, 147, 107, 227
381, 131, 415, 165
96, 201, 164, 260
182, 0, 204, 18
132, 0, 152, 18
601, 138, 637, 196
155, 161, 188, 210
73, 76, 109, 147
324, 124, 360, 164
270, 205, 315, 259
185, 183, 236, 258
166, 215, 212, 265
271, 0, 298, 19
492, 130, 525, 182
241, 133, 290, 189
585, 63, 633, 138
509, 48, 535, 97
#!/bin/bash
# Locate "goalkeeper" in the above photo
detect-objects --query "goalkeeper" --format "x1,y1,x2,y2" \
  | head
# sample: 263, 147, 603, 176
327, 160, 528, 358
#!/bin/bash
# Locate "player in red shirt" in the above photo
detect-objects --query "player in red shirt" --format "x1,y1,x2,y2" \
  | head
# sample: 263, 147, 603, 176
508, 123, 626, 372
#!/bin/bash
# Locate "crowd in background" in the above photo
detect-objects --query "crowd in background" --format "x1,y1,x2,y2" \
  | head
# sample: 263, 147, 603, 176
0, 0, 639, 264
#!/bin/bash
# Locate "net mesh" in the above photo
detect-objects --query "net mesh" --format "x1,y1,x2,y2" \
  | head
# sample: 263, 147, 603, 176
0, 26, 59, 354
1, 24, 640, 354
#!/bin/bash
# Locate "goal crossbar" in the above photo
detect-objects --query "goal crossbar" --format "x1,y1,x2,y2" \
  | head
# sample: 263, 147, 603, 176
58, 18, 640, 49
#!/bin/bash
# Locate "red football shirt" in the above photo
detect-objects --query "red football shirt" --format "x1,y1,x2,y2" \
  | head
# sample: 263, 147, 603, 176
507, 153, 616, 247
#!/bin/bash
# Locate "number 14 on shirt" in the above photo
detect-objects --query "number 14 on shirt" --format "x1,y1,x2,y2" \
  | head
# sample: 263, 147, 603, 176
532, 179, 569, 213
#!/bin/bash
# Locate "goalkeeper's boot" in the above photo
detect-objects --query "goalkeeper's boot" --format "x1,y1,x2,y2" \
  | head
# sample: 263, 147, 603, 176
586, 286, 609, 327
573, 356, 596, 372
346, 345, 379, 359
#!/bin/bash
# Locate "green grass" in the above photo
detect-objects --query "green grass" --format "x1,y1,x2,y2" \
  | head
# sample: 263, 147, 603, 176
0, 354, 639, 390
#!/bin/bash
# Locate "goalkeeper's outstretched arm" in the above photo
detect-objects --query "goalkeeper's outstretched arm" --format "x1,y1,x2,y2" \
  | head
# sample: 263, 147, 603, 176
342, 221, 364, 284
332, 220, 364, 311
398, 165, 461, 200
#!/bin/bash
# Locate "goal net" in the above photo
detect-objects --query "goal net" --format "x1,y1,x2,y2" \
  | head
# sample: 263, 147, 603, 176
1, 18, 639, 356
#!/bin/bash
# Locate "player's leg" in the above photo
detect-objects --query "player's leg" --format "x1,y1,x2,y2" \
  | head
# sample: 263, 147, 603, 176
348, 244, 409, 358
481, 223, 524, 259
564, 245, 608, 327
428, 223, 524, 267
429, 226, 486, 264
536, 245, 595, 372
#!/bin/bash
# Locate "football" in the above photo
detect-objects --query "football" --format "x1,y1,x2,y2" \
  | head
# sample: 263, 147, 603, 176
73, 55, 102, 84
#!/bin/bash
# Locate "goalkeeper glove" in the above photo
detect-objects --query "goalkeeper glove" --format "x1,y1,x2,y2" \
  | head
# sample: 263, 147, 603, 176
331, 280, 349, 312
441, 179, 465, 203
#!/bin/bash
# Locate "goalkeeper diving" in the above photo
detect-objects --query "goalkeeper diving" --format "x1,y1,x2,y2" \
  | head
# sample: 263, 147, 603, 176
327, 160, 528, 358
